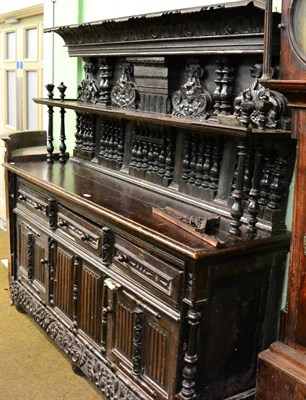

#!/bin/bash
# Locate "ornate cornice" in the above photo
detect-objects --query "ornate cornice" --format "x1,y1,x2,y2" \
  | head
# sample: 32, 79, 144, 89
44, 2, 273, 57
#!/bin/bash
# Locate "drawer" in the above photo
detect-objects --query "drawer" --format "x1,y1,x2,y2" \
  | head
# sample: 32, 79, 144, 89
111, 235, 184, 306
57, 206, 104, 258
16, 182, 49, 223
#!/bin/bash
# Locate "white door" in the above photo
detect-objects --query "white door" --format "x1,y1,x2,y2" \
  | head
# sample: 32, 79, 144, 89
0, 9, 44, 222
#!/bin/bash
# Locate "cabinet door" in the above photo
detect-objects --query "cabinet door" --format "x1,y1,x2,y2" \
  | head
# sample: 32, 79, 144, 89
54, 243, 107, 349
16, 217, 49, 302
108, 285, 180, 399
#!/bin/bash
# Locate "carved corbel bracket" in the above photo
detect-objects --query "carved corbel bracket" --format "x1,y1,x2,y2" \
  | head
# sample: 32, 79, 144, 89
234, 64, 288, 129
172, 64, 212, 119
77, 61, 101, 104
111, 63, 139, 109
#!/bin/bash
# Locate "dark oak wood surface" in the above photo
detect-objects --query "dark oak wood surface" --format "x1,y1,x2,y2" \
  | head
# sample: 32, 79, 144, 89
5, 160, 288, 261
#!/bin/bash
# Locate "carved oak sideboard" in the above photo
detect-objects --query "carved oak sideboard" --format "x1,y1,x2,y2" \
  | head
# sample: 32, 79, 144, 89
3, 2, 297, 400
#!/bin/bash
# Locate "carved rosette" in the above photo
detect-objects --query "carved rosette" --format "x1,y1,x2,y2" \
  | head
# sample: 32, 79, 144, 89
77, 62, 100, 104
111, 63, 139, 109
172, 65, 212, 119
10, 282, 141, 400
234, 64, 288, 129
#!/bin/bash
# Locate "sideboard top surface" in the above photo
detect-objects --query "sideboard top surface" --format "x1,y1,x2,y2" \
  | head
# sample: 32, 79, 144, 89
4, 160, 290, 260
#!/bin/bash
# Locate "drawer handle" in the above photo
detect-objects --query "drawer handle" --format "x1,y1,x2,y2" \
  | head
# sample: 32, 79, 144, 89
34, 203, 41, 210
81, 233, 89, 241
117, 253, 128, 263
18, 194, 26, 201
40, 258, 48, 264
59, 220, 67, 227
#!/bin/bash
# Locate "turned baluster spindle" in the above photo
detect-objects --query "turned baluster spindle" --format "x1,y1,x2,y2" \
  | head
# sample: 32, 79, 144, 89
220, 61, 234, 115
267, 157, 287, 210
247, 147, 263, 235
240, 90, 255, 129
57, 82, 67, 163
229, 141, 247, 236
209, 137, 221, 191
45, 83, 55, 163
212, 59, 223, 118
182, 138, 191, 182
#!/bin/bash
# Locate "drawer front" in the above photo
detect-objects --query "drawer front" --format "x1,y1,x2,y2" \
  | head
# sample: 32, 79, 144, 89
57, 206, 104, 258
111, 235, 184, 306
16, 182, 49, 223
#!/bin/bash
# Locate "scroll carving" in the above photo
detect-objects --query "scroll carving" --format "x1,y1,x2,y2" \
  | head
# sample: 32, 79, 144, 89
115, 250, 171, 292
172, 65, 212, 119
111, 63, 139, 109
234, 64, 288, 129
133, 308, 144, 375
48, 198, 57, 231
27, 234, 34, 281
101, 227, 113, 265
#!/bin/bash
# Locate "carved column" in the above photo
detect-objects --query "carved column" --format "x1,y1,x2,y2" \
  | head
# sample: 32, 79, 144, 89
57, 82, 67, 163
98, 59, 113, 106
247, 147, 263, 235
179, 308, 201, 400
229, 141, 247, 236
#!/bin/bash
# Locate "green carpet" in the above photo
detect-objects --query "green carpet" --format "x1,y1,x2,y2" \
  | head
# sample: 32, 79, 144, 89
0, 228, 104, 399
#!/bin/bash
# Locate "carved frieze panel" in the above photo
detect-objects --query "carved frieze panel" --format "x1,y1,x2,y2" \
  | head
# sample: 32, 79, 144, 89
51, 4, 265, 48
17, 189, 48, 217
114, 248, 172, 295
57, 214, 100, 250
